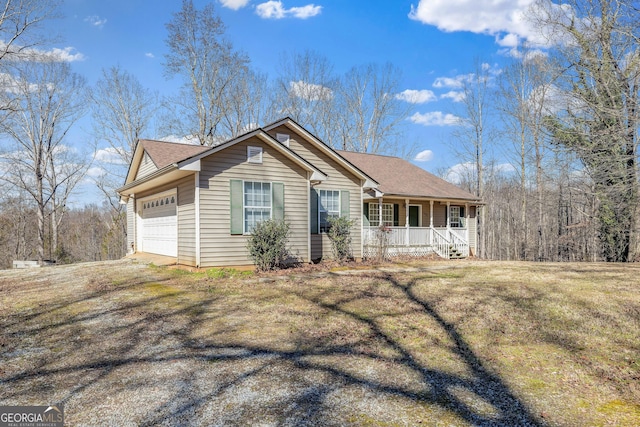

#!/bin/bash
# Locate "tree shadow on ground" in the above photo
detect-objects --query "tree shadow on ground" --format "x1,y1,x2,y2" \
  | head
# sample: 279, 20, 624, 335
1, 266, 547, 426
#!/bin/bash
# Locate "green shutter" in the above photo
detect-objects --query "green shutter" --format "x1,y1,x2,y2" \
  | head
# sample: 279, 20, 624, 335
230, 179, 243, 234
272, 182, 284, 220
393, 203, 399, 226
363, 202, 370, 226
310, 188, 319, 234
340, 190, 350, 217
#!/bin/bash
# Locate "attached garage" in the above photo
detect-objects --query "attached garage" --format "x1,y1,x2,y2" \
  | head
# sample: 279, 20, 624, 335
137, 190, 177, 257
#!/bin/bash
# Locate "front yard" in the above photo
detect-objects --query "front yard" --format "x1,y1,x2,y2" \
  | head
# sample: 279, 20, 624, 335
1, 259, 639, 426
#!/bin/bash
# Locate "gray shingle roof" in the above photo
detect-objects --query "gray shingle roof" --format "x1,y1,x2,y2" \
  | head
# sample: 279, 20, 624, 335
139, 139, 210, 169
337, 150, 480, 201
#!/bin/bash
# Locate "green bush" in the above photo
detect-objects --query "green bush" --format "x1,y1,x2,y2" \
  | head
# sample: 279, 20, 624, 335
327, 216, 356, 261
246, 219, 291, 271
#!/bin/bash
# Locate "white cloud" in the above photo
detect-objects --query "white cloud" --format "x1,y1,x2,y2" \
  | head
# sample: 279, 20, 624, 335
432, 75, 471, 89
396, 89, 437, 104
145, 52, 155, 58
48, 47, 85, 62
446, 161, 516, 183
408, 0, 554, 48
289, 80, 333, 101
94, 147, 127, 165
414, 149, 434, 162
86, 166, 107, 178
159, 134, 210, 145
409, 111, 461, 126
84, 15, 107, 29
256, 1, 322, 19
0, 73, 32, 93
0, 41, 85, 62
289, 4, 322, 19
445, 162, 475, 184
441, 90, 465, 102
256, 1, 286, 18
220, 0, 251, 10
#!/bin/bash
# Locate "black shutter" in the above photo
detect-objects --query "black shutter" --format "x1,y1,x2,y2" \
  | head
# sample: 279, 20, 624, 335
393, 204, 399, 226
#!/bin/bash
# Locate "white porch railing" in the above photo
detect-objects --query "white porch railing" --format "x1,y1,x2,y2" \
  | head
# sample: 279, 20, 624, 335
363, 226, 469, 259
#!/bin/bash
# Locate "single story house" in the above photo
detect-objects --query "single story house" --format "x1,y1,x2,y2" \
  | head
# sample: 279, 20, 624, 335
117, 117, 482, 267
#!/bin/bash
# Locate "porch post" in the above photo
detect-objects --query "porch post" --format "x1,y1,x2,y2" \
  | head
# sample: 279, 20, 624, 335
465, 202, 470, 241
446, 201, 451, 229
378, 196, 383, 226
429, 200, 434, 228
405, 198, 410, 246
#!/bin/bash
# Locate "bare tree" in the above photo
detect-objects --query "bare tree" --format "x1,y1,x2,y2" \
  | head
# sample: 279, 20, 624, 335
0, 0, 60, 118
89, 66, 158, 167
0, 59, 86, 264
163, 0, 249, 145
88, 66, 158, 257
0, 0, 59, 62
273, 50, 339, 145
45, 145, 90, 258
338, 62, 412, 155
533, 0, 640, 261
451, 61, 494, 258
220, 66, 269, 137
496, 52, 555, 260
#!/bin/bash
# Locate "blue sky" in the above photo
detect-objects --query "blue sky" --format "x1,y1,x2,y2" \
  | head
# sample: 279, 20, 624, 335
43, 0, 544, 205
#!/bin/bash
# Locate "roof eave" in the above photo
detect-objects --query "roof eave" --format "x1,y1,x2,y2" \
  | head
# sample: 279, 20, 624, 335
116, 164, 178, 196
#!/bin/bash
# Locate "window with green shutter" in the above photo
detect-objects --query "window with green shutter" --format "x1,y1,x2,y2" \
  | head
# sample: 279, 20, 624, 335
230, 180, 284, 234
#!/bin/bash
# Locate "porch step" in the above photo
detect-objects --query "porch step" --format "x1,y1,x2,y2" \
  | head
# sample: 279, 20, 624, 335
449, 246, 466, 260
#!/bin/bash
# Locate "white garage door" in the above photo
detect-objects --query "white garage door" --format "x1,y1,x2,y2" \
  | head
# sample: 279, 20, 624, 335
139, 192, 177, 257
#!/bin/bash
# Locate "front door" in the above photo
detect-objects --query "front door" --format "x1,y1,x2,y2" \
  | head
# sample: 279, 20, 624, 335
409, 205, 420, 227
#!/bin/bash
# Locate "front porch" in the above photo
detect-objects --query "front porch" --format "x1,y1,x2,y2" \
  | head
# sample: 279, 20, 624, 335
363, 226, 469, 259
362, 197, 476, 260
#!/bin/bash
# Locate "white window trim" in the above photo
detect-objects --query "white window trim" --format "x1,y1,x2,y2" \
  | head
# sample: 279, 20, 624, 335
247, 146, 263, 164
243, 181, 272, 234
450, 205, 463, 228
369, 202, 394, 226
275, 133, 290, 147
318, 189, 340, 233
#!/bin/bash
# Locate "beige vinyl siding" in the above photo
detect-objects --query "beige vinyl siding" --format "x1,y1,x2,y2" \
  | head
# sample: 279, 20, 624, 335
177, 178, 196, 266
126, 198, 135, 254
268, 125, 363, 260
135, 152, 158, 180
433, 203, 447, 227
467, 206, 477, 252
199, 138, 309, 267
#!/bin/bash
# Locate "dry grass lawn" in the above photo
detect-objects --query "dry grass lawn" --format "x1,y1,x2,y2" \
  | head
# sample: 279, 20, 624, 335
1, 258, 639, 426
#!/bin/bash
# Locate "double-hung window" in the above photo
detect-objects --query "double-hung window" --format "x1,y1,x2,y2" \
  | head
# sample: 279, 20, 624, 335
244, 181, 271, 233
369, 203, 394, 226
450, 206, 465, 228
319, 190, 340, 232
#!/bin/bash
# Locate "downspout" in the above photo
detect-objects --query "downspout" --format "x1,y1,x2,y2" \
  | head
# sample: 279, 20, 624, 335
195, 172, 201, 267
